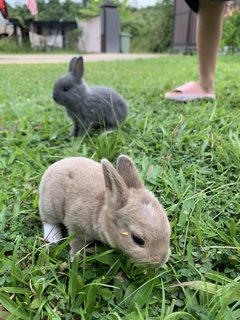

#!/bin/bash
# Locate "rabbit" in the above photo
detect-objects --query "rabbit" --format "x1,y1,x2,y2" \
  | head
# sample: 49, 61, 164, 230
52, 56, 128, 137
38, 155, 171, 266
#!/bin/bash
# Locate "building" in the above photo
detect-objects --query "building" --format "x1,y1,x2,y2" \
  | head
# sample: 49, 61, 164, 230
172, 0, 240, 53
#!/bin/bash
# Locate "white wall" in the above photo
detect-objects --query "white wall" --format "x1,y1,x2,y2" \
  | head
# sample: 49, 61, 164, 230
29, 25, 63, 50
78, 16, 101, 53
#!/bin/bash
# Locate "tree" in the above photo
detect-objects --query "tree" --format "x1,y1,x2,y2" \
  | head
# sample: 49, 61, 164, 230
79, 0, 120, 18
7, 0, 83, 21
222, 12, 240, 53
124, 0, 174, 52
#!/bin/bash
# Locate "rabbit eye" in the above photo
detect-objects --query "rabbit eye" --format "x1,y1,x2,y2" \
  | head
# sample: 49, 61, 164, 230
63, 86, 70, 92
131, 234, 145, 247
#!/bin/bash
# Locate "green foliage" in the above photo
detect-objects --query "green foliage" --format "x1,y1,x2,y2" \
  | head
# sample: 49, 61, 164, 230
0, 36, 79, 53
0, 36, 32, 53
7, 2, 30, 21
0, 55, 240, 318
221, 12, 240, 53
38, 0, 82, 21
7, 0, 83, 21
79, 0, 120, 18
123, 1, 174, 53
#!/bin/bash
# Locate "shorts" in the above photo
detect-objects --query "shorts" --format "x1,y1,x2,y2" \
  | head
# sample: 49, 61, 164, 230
185, 0, 230, 13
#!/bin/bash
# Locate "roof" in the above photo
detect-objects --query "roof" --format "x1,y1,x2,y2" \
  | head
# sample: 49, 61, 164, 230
10, 19, 78, 33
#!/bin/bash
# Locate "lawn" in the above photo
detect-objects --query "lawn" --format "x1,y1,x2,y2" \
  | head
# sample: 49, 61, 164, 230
0, 55, 239, 320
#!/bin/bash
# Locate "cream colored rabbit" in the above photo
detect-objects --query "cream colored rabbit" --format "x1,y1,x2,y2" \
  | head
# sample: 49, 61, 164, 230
39, 155, 171, 266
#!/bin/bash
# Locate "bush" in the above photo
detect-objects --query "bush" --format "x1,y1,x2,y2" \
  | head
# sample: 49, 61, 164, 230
0, 36, 32, 53
221, 12, 240, 53
122, 0, 174, 53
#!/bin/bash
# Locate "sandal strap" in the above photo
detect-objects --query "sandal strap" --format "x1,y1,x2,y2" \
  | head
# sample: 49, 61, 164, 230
172, 82, 208, 94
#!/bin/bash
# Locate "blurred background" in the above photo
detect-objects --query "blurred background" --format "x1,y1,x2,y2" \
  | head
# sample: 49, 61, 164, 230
0, 0, 240, 54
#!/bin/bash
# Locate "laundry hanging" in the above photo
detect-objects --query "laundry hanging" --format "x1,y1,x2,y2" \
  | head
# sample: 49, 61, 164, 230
26, 0, 38, 16
0, 0, 8, 19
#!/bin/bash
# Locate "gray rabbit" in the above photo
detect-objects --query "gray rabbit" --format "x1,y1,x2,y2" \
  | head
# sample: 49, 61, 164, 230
52, 56, 128, 137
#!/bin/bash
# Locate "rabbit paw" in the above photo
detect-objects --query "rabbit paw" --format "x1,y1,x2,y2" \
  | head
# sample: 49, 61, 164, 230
43, 223, 62, 243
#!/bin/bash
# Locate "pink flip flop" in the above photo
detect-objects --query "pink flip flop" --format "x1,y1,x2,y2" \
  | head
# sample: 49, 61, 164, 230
165, 82, 216, 102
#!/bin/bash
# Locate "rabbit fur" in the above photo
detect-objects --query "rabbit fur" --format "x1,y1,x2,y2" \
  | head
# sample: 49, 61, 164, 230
39, 155, 171, 266
52, 56, 128, 137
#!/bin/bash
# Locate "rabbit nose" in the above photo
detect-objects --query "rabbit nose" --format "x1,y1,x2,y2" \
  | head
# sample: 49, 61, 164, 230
159, 249, 171, 266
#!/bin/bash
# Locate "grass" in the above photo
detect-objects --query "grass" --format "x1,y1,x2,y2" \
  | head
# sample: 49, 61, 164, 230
0, 54, 239, 319
0, 37, 79, 54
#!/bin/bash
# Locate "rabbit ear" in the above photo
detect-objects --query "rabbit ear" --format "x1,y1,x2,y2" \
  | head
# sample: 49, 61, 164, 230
72, 56, 84, 80
68, 57, 78, 72
101, 159, 129, 211
116, 155, 143, 189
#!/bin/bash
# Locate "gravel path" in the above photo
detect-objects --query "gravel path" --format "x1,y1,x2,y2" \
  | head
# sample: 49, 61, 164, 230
0, 53, 166, 64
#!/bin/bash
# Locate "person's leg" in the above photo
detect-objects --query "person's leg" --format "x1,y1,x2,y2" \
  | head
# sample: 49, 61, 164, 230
165, 0, 225, 102
197, 0, 225, 93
